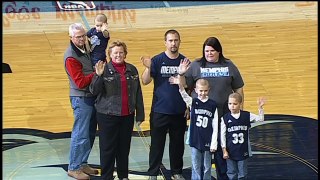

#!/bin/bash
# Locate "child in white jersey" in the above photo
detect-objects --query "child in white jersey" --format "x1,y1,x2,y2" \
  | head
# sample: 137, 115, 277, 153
170, 73, 219, 180
221, 92, 265, 180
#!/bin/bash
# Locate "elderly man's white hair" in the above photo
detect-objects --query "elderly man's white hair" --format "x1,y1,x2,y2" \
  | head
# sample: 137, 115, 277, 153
69, 23, 85, 37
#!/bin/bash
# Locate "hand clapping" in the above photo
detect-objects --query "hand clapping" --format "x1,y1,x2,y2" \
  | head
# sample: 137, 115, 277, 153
95, 60, 106, 76
140, 56, 151, 68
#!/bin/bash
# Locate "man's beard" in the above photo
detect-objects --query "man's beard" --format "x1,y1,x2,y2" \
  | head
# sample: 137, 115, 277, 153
170, 48, 178, 54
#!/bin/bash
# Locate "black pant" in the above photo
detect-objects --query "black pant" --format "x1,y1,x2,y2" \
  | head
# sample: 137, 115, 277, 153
214, 146, 228, 180
89, 108, 97, 148
213, 104, 229, 180
148, 112, 187, 176
97, 113, 134, 180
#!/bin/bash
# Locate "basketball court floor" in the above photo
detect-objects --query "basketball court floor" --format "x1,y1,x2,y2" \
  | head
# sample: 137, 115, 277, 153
3, 1, 318, 180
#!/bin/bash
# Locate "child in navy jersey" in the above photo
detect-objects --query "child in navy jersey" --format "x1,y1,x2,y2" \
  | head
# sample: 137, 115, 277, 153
87, 13, 110, 65
170, 74, 219, 180
221, 93, 265, 180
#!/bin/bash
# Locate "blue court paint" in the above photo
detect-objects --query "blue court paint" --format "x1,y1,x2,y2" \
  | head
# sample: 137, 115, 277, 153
79, 11, 90, 30
163, 1, 170, 7
3, 115, 318, 179
2, 1, 262, 13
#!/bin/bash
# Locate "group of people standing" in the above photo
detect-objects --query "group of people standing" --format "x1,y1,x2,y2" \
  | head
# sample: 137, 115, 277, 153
65, 13, 145, 180
64, 13, 265, 180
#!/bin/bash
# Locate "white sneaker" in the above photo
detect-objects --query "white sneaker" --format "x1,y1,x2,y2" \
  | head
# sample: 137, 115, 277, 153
171, 174, 185, 180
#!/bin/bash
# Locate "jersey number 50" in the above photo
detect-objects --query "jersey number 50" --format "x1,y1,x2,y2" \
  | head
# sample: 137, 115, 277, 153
196, 115, 208, 128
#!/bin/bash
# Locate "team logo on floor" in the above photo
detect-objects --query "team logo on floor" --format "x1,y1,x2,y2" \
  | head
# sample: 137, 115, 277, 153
3, 115, 318, 179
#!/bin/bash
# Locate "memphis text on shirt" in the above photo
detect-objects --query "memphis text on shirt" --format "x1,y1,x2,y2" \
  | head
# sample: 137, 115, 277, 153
200, 67, 229, 77
227, 125, 248, 132
160, 66, 179, 77
195, 109, 213, 117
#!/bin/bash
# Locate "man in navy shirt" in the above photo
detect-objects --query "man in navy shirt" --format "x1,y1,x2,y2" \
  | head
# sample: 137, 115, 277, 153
141, 29, 189, 180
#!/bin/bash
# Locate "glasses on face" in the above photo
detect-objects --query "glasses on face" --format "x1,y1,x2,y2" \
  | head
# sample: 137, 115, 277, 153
74, 34, 86, 39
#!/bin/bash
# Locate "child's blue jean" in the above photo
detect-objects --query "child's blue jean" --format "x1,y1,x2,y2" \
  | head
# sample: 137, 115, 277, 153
191, 147, 212, 180
226, 158, 248, 180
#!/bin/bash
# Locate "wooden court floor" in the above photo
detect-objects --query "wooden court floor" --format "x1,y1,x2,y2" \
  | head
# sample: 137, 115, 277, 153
3, 1, 318, 132
2, 1, 318, 180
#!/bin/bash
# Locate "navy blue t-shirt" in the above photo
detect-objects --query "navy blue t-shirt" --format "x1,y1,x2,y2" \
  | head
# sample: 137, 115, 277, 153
223, 111, 251, 161
190, 98, 217, 151
87, 28, 110, 65
150, 52, 186, 114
